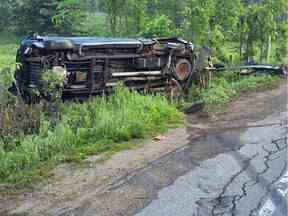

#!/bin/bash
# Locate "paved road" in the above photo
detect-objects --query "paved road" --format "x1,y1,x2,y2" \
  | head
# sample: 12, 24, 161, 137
135, 105, 288, 215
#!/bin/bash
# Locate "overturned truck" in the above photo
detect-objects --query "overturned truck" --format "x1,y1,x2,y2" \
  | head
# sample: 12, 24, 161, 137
14, 35, 202, 102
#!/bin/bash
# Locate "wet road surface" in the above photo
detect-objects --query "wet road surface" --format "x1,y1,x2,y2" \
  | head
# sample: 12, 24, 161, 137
135, 108, 288, 216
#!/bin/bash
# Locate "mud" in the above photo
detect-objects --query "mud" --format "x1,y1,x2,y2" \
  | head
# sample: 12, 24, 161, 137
0, 81, 287, 216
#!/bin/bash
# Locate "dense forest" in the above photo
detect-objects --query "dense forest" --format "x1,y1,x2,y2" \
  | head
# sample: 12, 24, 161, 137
0, 0, 287, 63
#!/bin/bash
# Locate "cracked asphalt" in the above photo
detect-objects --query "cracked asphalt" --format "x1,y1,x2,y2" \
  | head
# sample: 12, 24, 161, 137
135, 101, 288, 216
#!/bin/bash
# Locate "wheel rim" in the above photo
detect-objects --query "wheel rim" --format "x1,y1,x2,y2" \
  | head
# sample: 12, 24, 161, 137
175, 59, 192, 81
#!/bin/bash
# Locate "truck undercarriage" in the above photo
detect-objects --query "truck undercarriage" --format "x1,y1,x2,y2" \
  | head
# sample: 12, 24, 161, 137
14, 36, 196, 103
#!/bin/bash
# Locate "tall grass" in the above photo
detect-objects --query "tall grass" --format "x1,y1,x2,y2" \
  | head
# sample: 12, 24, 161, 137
0, 87, 183, 187
0, 32, 19, 70
0, 33, 19, 105
198, 73, 280, 109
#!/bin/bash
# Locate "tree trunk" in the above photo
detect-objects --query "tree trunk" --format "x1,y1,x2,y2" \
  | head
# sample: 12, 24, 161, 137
260, 40, 264, 63
266, 36, 272, 63
239, 24, 243, 64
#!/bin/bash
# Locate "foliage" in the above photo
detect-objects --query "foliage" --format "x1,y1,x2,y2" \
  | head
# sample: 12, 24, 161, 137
199, 77, 237, 107
182, 0, 216, 44
78, 13, 108, 36
0, 32, 18, 70
0, 86, 183, 187
41, 68, 66, 102
98, 0, 129, 36
0, 0, 16, 32
141, 15, 178, 38
231, 74, 279, 91
12, 0, 58, 34
52, 0, 87, 35
197, 73, 280, 109
1, 0, 287, 63
0, 34, 19, 106
0, 105, 41, 145
0, 68, 18, 105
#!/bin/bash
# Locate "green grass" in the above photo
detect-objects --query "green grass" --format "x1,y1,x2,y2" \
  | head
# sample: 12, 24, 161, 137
0, 87, 183, 188
0, 32, 19, 70
0, 32, 19, 99
196, 73, 280, 110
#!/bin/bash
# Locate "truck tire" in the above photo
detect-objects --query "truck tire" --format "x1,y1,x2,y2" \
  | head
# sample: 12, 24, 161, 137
173, 58, 192, 81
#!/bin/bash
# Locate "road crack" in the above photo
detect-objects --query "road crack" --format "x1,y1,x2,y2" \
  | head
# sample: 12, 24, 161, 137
206, 136, 288, 216
248, 162, 287, 216
210, 154, 258, 216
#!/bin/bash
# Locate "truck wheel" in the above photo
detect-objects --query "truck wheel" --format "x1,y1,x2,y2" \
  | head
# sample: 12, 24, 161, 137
174, 59, 192, 81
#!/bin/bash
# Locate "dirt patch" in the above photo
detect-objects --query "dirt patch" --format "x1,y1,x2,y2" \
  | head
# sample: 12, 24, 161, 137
1, 81, 287, 216
187, 80, 287, 129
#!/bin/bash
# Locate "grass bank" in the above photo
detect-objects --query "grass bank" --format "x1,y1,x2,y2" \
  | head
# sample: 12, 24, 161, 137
189, 72, 281, 111
0, 87, 183, 188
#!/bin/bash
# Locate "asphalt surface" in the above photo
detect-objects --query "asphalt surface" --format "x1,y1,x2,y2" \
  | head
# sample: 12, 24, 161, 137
135, 104, 288, 215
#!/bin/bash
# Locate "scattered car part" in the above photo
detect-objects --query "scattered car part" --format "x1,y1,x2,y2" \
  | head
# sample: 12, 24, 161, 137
214, 64, 287, 76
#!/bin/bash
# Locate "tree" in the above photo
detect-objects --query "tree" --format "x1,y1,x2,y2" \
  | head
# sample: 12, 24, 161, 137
0, 0, 16, 31
182, 0, 216, 44
211, 0, 242, 62
141, 15, 176, 37
3, 0, 287, 63
240, 0, 288, 62
52, 0, 87, 35
125, 0, 148, 35
98, 0, 128, 36
13, 0, 58, 34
